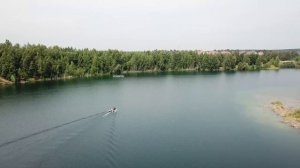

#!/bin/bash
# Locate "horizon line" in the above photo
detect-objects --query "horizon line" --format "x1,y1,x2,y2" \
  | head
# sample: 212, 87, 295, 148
1, 40, 300, 52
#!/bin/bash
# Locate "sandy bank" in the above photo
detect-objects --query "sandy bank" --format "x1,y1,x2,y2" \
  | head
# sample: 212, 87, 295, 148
0, 77, 13, 85
271, 101, 300, 129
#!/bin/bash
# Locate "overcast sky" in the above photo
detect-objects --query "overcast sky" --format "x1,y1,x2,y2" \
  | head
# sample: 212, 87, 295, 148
0, 0, 299, 50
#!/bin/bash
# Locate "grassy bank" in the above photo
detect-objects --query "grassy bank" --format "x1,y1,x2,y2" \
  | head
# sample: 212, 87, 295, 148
271, 101, 300, 129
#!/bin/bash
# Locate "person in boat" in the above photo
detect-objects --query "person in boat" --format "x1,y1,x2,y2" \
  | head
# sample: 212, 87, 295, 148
109, 107, 117, 112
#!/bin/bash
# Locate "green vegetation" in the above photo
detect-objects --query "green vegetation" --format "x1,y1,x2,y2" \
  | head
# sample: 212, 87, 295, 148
0, 40, 299, 83
271, 101, 300, 128
288, 109, 300, 119
280, 61, 296, 68
295, 56, 300, 68
271, 101, 283, 106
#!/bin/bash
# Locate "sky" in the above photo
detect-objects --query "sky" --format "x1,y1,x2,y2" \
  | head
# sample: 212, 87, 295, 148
0, 0, 299, 50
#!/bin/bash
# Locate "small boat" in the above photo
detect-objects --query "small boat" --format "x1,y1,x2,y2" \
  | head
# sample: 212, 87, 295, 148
108, 108, 117, 113
113, 75, 124, 78
19, 80, 27, 84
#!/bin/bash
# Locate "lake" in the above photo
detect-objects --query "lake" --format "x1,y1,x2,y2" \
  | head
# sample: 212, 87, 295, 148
0, 69, 300, 168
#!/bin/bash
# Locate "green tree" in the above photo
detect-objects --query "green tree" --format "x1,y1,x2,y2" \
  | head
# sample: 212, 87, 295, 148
237, 62, 249, 71
0, 40, 299, 82
223, 55, 236, 71
274, 56, 280, 67
255, 56, 262, 70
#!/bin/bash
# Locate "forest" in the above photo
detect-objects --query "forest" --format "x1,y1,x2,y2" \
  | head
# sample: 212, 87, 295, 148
0, 40, 299, 82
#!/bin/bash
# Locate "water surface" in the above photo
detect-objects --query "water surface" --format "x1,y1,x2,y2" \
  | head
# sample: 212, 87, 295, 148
0, 70, 300, 168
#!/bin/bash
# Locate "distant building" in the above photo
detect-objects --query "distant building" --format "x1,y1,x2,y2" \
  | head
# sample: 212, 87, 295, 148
197, 50, 264, 56
220, 51, 231, 55
245, 51, 258, 55
258, 51, 264, 56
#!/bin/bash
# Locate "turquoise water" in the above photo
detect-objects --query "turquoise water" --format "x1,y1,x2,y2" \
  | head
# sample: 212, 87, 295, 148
0, 70, 300, 168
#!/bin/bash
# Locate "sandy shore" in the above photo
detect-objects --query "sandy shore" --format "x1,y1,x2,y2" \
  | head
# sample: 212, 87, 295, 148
0, 77, 13, 85
271, 101, 300, 129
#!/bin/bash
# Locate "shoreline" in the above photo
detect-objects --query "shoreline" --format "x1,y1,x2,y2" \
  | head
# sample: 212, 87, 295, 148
271, 101, 300, 129
0, 77, 13, 85
0, 69, 200, 85
1, 68, 299, 86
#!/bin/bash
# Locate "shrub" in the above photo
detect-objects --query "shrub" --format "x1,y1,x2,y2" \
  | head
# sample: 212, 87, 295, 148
280, 61, 296, 68
272, 101, 283, 106
237, 62, 249, 71
290, 109, 300, 119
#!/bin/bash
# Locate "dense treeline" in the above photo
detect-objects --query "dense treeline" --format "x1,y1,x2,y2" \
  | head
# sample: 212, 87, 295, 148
0, 40, 299, 82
